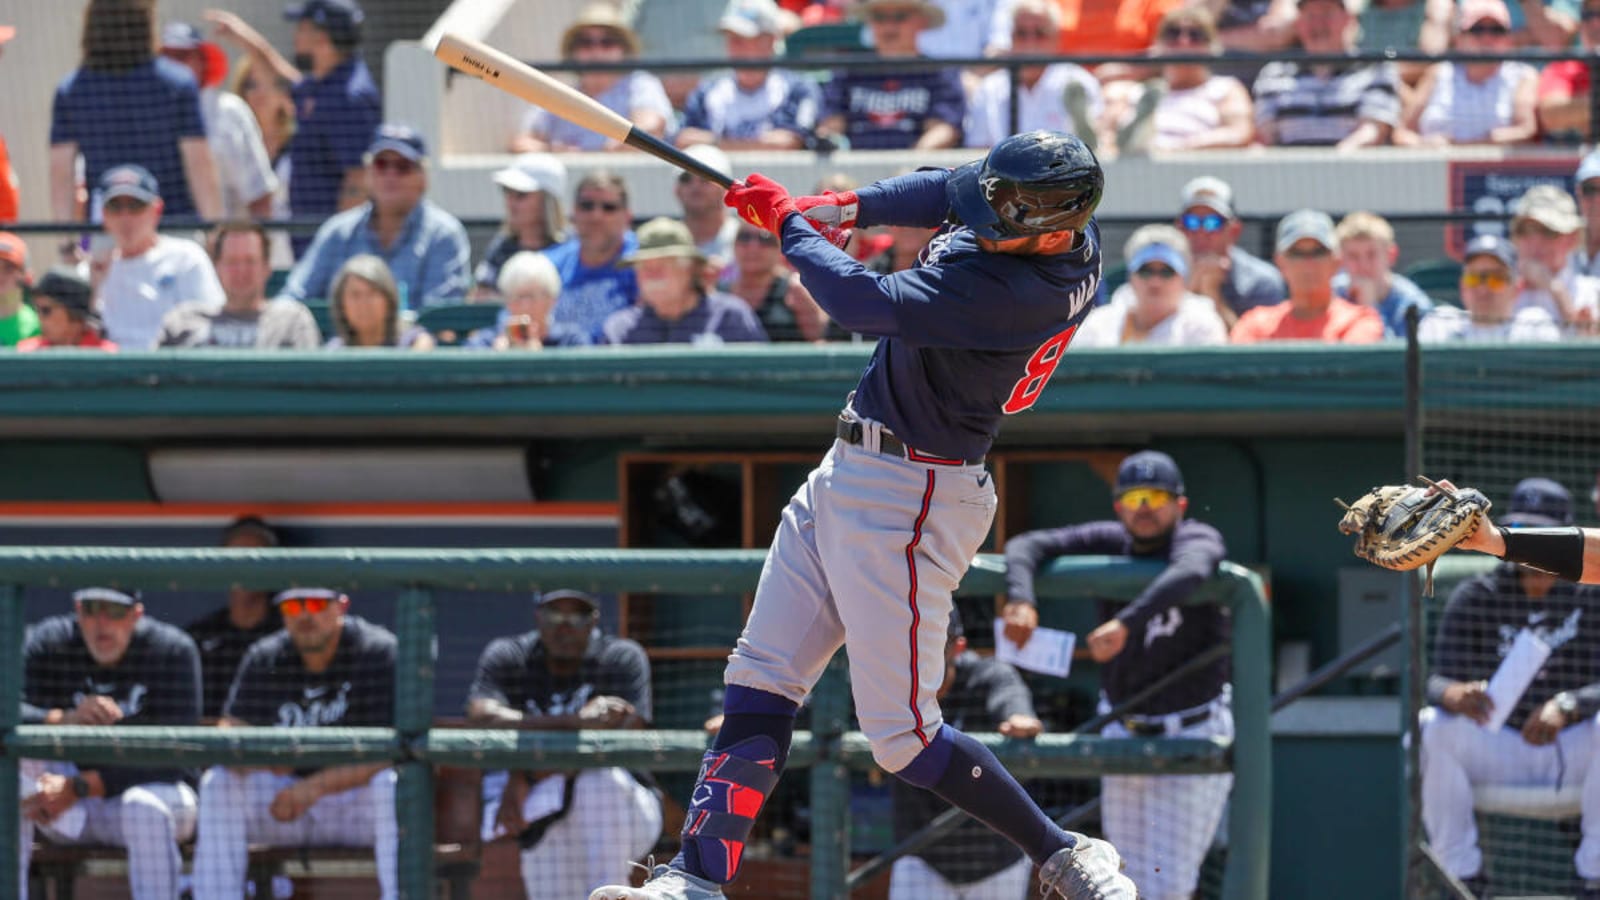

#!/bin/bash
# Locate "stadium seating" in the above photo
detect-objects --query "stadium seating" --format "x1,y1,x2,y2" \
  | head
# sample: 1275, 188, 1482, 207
783, 22, 867, 58
417, 302, 504, 346
1402, 257, 1463, 308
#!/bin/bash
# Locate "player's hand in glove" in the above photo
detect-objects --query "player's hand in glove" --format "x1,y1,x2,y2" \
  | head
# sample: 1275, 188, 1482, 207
727, 174, 799, 236
1336, 476, 1491, 595
795, 189, 859, 251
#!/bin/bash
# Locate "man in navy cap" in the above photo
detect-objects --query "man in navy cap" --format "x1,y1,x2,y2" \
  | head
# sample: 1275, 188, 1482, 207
1423, 477, 1600, 898
277, 123, 470, 309
1002, 450, 1232, 900
206, 1, 381, 224
1420, 234, 1563, 343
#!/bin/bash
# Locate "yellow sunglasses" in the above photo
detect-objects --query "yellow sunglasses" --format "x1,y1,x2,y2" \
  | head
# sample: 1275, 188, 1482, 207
1460, 270, 1511, 290
1117, 487, 1174, 509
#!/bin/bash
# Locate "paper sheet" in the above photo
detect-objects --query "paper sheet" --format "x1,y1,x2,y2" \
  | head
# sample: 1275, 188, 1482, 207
1483, 628, 1552, 732
480, 771, 569, 842
993, 619, 1076, 678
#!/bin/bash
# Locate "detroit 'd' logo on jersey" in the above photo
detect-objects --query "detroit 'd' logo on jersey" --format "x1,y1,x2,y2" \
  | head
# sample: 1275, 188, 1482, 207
277, 680, 354, 726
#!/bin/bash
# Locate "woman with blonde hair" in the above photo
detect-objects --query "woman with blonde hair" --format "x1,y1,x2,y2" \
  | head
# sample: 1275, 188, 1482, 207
1100, 7, 1254, 157
325, 255, 434, 350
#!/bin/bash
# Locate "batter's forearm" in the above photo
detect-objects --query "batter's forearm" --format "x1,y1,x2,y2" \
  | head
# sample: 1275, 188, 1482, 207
781, 217, 899, 334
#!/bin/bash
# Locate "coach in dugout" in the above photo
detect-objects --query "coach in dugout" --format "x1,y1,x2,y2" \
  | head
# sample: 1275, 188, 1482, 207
19, 587, 202, 900
1003, 451, 1232, 900
1422, 478, 1600, 899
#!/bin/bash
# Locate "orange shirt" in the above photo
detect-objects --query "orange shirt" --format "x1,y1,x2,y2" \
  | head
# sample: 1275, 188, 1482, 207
16, 333, 118, 352
1229, 297, 1385, 344
1054, 0, 1183, 55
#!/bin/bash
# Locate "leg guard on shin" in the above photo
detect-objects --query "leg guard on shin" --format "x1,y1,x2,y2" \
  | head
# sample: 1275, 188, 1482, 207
680, 736, 782, 883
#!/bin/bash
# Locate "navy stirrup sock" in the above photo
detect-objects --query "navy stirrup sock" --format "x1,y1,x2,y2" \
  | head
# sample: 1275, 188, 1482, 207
673, 685, 798, 884
896, 725, 1073, 865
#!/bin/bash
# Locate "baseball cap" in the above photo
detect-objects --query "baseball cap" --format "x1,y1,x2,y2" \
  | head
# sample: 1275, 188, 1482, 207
160, 22, 229, 88
272, 587, 345, 605
1463, 233, 1516, 270
535, 588, 599, 613
561, 3, 642, 57
1511, 184, 1583, 235
223, 515, 281, 548
719, 0, 785, 36
1459, 0, 1512, 27
493, 153, 568, 196
1503, 477, 1573, 527
99, 165, 161, 205
680, 144, 732, 183
1275, 208, 1338, 254
72, 587, 139, 607
0, 231, 26, 271
1129, 240, 1189, 278
366, 124, 428, 163
1115, 450, 1185, 495
284, 0, 364, 37
1180, 176, 1234, 219
623, 217, 705, 264
32, 268, 94, 321
1578, 150, 1600, 185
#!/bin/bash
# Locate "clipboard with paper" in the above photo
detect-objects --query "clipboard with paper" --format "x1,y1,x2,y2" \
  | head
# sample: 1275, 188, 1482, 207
1482, 628, 1552, 732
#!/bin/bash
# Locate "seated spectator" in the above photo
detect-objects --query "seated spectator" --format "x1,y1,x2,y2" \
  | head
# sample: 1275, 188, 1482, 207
160, 22, 278, 220
51, 0, 220, 227
511, 4, 671, 152
1577, 150, 1600, 277
1253, 0, 1401, 148
466, 251, 589, 350
324, 255, 434, 350
816, 0, 964, 150
193, 588, 399, 900
720, 222, 813, 341
888, 617, 1041, 898
677, 0, 821, 150
1101, 6, 1253, 156
1535, 0, 1600, 142
1420, 234, 1562, 342
475, 154, 568, 296
676, 144, 740, 271
160, 221, 321, 348
1420, 478, 1600, 899
0, 231, 40, 346
19, 587, 202, 900
1077, 225, 1229, 346
965, 0, 1101, 150
1509, 184, 1600, 328
1331, 211, 1433, 337
1043, 0, 1186, 57
206, 2, 381, 221
1400, 0, 1537, 146
1231, 209, 1385, 343
97, 165, 225, 349
279, 125, 469, 310
547, 171, 639, 341
183, 516, 285, 720
1174, 176, 1286, 328
467, 589, 662, 898
16, 268, 116, 352
602, 218, 769, 345
1214, 0, 1298, 53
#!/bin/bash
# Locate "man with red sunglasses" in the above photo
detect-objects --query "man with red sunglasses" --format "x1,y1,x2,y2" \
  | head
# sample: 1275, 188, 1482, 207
18, 587, 203, 900
1003, 450, 1231, 900
192, 588, 399, 900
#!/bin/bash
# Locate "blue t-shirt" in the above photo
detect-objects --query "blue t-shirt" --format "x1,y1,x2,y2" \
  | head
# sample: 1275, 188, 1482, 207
543, 234, 640, 341
1332, 270, 1435, 338
601, 291, 770, 345
50, 59, 206, 219
290, 57, 381, 218
821, 67, 965, 150
781, 169, 1101, 462
682, 69, 823, 143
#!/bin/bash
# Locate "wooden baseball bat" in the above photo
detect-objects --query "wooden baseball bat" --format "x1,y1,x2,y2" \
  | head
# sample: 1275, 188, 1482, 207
433, 33, 734, 188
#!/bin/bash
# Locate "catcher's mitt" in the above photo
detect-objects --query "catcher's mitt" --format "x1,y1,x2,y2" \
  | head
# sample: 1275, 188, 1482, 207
1336, 476, 1492, 595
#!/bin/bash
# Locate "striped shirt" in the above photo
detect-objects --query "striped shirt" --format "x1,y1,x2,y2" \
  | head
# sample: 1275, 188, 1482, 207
1253, 59, 1401, 145
1418, 62, 1535, 143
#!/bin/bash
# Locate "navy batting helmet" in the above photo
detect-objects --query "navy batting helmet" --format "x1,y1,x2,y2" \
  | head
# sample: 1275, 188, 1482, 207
947, 131, 1103, 240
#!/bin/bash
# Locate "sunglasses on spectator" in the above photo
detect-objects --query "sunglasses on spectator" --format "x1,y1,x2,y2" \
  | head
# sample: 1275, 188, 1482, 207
279, 596, 333, 617
1134, 264, 1179, 279
1461, 269, 1511, 289
104, 197, 149, 215
1584, 9, 1600, 20
1160, 25, 1210, 42
1283, 245, 1332, 259
572, 32, 625, 50
1180, 212, 1227, 233
1581, 182, 1600, 197
736, 230, 778, 245
371, 156, 418, 175
869, 10, 916, 23
1464, 22, 1510, 36
77, 600, 133, 620
576, 199, 624, 213
539, 609, 597, 629
1117, 487, 1174, 509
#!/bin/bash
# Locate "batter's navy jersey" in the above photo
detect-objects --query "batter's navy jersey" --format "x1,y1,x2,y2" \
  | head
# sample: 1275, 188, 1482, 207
1004, 519, 1229, 714
780, 168, 1101, 461
467, 630, 653, 723
22, 614, 201, 795
185, 604, 283, 720
223, 615, 396, 729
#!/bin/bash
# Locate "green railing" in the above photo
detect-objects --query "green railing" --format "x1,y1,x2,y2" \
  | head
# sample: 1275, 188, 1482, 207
0, 548, 1270, 900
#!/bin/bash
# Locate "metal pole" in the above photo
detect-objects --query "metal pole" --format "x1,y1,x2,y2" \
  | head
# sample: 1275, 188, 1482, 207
1400, 307, 1426, 897
809, 656, 851, 900
394, 588, 436, 900
1007, 59, 1021, 137
0, 585, 20, 900
1221, 564, 1271, 900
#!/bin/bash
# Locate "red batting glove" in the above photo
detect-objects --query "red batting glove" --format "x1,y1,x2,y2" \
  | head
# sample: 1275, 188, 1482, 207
813, 224, 854, 251
794, 190, 860, 229
725, 174, 799, 238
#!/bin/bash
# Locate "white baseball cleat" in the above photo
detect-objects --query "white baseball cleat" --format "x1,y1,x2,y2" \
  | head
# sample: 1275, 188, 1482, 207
588, 864, 726, 900
1037, 833, 1140, 899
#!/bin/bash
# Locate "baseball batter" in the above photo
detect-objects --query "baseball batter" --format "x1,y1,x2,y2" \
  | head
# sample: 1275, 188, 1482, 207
591, 130, 1136, 900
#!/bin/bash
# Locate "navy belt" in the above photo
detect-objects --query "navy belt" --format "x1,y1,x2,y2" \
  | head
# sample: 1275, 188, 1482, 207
836, 417, 984, 466
1120, 707, 1212, 737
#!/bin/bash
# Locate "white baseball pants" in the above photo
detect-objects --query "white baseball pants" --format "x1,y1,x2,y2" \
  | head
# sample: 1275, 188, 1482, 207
887, 853, 1033, 899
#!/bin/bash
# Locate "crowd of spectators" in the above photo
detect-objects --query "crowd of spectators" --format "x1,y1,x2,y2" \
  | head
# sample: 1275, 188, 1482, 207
2, 0, 1597, 353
